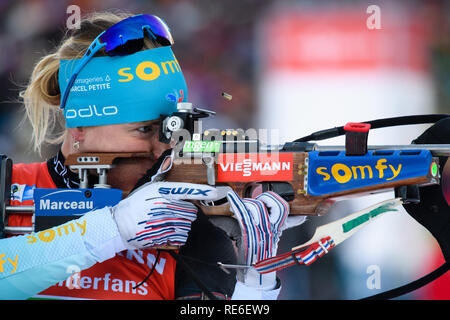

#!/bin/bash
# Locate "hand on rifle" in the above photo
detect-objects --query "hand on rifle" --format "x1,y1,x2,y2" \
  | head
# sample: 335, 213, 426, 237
112, 148, 217, 249
226, 190, 302, 291
404, 118, 450, 261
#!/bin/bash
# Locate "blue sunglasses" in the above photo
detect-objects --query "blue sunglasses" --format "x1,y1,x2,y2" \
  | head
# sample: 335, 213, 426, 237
60, 14, 174, 110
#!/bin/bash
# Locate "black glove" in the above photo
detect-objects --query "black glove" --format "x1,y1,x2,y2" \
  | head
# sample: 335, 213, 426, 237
403, 117, 450, 261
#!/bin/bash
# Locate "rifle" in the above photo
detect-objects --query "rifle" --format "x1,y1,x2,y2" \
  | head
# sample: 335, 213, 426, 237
1, 108, 449, 233
62, 142, 446, 217
66, 111, 449, 218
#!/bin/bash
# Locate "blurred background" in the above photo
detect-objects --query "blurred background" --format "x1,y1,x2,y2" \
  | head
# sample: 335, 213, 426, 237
0, 0, 449, 299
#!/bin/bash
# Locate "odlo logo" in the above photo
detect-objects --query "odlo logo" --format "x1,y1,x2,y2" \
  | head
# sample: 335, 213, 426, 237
65, 105, 118, 119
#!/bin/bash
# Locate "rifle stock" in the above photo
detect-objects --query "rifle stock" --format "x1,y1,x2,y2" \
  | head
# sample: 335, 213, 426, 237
65, 147, 441, 216
166, 152, 434, 216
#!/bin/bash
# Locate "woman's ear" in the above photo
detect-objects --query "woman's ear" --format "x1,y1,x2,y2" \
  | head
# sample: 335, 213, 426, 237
67, 127, 85, 142
62, 127, 86, 155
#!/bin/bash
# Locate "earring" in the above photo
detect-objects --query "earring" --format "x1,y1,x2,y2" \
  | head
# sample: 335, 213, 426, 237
73, 140, 80, 150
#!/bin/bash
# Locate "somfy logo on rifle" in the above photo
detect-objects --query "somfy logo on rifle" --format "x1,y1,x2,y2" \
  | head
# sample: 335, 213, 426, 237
307, 150, 433, 196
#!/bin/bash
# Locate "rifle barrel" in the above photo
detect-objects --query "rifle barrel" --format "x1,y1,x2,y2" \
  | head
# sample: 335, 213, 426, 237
315, 144, 450, 156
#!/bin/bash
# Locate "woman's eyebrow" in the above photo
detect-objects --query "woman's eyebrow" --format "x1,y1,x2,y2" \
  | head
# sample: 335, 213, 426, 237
128, 120, 160, 127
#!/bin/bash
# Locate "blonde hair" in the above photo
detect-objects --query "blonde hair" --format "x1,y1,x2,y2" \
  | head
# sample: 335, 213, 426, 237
19, 10, 159, 155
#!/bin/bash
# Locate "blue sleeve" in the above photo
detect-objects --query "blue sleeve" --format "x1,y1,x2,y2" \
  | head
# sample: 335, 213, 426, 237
0, 207, 126, 300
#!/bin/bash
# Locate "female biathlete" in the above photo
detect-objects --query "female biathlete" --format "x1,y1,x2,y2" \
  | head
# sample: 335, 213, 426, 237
0, 11, 301, 300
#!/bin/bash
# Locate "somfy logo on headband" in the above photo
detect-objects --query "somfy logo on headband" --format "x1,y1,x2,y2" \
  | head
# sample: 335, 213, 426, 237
60, 46, 188, 128
65, 105, 118, 119
117, 58, 181, 83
